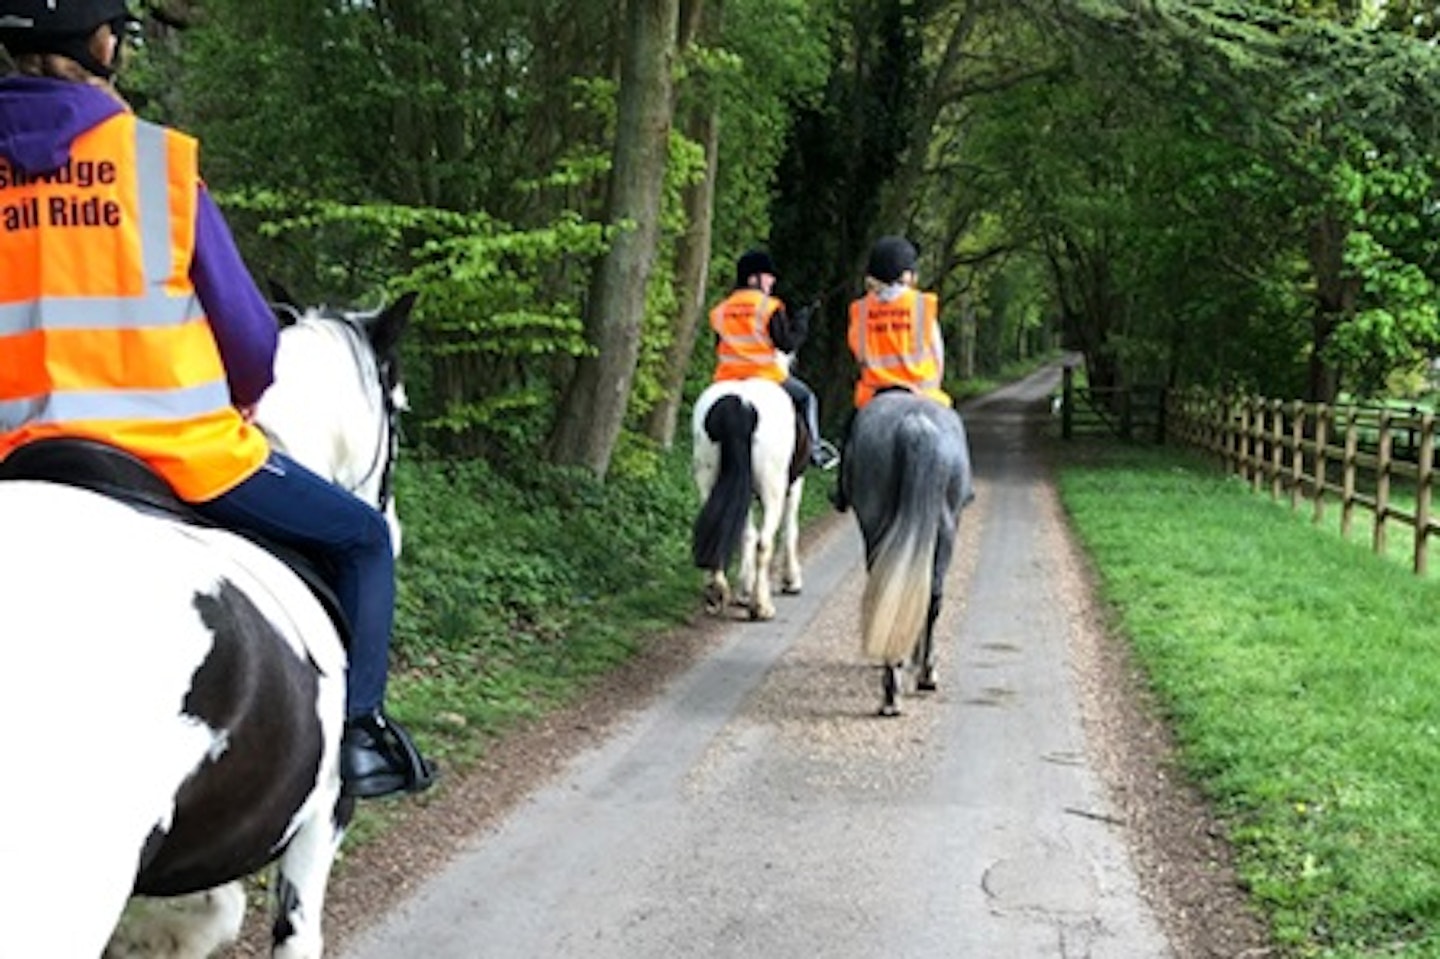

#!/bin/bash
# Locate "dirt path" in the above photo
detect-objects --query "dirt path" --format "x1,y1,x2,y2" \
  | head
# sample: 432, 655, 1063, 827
227, 362, 1271, 958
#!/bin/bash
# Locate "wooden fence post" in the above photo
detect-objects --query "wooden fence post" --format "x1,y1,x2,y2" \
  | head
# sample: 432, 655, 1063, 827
1270, 398, 1284, 501
1062, 365, 1073, 441
1374, 410, 1393, 558
1290, 400, 1304, 512
1313, 405, 1330, 526
1416, 414, 1434, 577
1342, 406, 1359, 541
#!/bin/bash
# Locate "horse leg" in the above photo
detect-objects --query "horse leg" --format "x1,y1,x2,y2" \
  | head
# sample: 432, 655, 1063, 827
778, 477, 804, 595
106, 885, 246, 959
915, 595, 942, 692
734, 516, 759, 610
917, 514, 958, 692
269, 793, 350, 959
747, 503, 780, 621
878, 663, 904, 717
703, 568, 731, 614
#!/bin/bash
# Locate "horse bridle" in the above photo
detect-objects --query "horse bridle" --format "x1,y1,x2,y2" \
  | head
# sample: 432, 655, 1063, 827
337, 316, 402, 515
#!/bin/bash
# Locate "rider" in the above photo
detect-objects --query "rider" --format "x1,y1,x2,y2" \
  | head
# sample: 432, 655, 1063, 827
710, 249, 839, 470
831, 235, 953, 511
0, 0, 434, 799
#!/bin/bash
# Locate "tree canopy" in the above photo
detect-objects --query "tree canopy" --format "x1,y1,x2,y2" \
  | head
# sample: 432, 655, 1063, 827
121, 0, 1440, 476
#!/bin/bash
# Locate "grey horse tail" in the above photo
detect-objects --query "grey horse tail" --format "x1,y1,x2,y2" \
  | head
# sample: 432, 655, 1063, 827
693, 394, 758, 570
862, 411, 943, 663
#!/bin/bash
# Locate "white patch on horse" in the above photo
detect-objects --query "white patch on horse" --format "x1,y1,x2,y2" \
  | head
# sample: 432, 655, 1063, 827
205, 728, 231, 763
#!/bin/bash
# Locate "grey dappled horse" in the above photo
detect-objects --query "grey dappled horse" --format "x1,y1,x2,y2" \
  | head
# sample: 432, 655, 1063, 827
845, 390, 974, 715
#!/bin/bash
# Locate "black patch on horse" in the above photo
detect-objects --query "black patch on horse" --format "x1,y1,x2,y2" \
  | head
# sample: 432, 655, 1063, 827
132, 579, 327, 896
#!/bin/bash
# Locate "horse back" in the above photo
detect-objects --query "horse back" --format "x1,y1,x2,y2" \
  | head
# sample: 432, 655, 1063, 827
0, 483, 345, 902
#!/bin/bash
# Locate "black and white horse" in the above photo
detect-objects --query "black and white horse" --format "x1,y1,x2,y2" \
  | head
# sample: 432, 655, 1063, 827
0, 292, 416, 958
690, 372, 809, 621
845, 390, 974, 716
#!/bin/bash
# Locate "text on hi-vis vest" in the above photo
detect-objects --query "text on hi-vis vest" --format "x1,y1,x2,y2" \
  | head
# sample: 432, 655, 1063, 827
0, 157, 122, 232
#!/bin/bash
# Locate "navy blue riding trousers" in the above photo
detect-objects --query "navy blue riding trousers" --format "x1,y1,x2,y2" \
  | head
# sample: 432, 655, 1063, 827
194, 451, 392, 719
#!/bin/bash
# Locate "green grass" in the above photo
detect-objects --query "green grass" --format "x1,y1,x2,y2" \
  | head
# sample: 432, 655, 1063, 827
1057, 443, 1440, 957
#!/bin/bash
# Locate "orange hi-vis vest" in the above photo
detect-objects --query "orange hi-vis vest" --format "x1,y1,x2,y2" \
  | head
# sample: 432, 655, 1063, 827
0, 112, 269, 502
848, 287, 951, 409
710, 288, 786, 382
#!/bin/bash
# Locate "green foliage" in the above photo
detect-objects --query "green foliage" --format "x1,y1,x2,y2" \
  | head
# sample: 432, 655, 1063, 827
385, 448, 701, 759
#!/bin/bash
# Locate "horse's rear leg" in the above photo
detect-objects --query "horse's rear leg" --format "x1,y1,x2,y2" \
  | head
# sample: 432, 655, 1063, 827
878, 663, 904, 717
270, 795, 349, 959
746, 533, 777, 620
778, 481, 804, 595
703, 569, 731, 614
106, 884, 246, 959
915, 596, 942, 692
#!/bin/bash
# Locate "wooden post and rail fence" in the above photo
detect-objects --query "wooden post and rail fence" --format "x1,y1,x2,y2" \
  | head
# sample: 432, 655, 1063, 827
1057, 370, 1438, 576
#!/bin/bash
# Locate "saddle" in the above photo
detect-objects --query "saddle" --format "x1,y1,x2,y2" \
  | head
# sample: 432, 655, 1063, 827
0, 438, 349, 640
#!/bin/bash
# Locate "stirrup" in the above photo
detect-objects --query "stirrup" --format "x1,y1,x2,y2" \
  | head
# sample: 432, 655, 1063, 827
813, 439, 841, 472
341, 710, 438, 799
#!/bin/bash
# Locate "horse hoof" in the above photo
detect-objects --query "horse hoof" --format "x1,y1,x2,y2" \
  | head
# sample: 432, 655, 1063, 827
781, 583, 802, 595
703, 584, 727, 615
749, 604, 776, 621
917, 673, 938, 692
877, 703, 901, 718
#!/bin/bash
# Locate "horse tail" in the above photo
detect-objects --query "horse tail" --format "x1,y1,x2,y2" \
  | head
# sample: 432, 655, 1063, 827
861, 412, 941, 664
692, 394, 758, 571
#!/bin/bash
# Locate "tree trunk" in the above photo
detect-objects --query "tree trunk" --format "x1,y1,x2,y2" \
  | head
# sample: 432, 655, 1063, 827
1306, 212, 1356, 404
547, 0, 679, 478
643, 0, 723, 449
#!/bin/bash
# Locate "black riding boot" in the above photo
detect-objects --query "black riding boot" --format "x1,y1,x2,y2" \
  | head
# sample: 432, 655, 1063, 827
341, 709, 438, 799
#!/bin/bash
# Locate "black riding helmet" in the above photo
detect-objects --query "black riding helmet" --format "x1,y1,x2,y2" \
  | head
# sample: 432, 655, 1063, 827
867, 236, 918, 285
0, 0, 136, 78
735, 249, 777, 289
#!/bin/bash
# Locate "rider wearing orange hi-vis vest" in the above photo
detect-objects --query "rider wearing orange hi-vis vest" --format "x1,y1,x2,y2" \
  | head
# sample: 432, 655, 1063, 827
0, 110, 270, 500
0, 0, 433, 799
709, 249, 838, 470
831, 235, 954, 511
847, 236, 952, 410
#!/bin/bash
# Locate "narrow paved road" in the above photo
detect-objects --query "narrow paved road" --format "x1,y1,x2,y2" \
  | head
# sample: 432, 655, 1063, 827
338, 363, 1174, 959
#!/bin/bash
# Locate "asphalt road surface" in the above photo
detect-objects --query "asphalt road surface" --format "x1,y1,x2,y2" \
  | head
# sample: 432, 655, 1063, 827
339, 363, 1174, 959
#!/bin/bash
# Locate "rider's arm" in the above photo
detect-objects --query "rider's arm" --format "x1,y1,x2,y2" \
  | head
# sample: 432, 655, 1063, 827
190, 185, 278, 408
768, 302, 808, 354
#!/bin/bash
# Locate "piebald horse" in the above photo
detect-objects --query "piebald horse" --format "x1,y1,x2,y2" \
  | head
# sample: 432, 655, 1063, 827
844, 389, 974, 716
691, 372, 809, 621
0, 292, 416, 958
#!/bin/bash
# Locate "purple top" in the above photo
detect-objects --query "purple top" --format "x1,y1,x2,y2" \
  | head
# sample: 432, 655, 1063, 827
0, 77, 276, 406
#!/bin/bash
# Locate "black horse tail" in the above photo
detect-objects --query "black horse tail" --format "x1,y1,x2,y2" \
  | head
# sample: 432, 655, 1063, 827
862, 411, 942, 664
692, 394, 757, 571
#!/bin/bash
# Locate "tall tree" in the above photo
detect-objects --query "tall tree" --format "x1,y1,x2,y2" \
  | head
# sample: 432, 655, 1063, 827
547, 0, 680, 478
643, 0, 724, 449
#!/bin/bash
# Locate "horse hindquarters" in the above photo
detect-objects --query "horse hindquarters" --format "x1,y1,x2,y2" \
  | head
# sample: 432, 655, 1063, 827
130, 534, 350, 959
0, 484, 346, 959
692, 393, 756, 572
859, 414, 944, 668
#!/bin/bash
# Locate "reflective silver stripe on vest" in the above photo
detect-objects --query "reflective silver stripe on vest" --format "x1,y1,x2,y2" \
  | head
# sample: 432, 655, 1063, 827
858, 295, 942, 389
0, 119, 195, 338
0, 293, 206, 337
0, 380, 232, 432
0, 118, 226, 433
718, 294, 775, 350
136, 120, 172, 285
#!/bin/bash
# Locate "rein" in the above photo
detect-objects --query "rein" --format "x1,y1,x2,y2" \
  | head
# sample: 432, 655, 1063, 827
333, 316, 401, 514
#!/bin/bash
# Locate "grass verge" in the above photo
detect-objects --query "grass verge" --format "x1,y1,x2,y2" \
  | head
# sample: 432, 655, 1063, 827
1056, 442, 1440, 958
